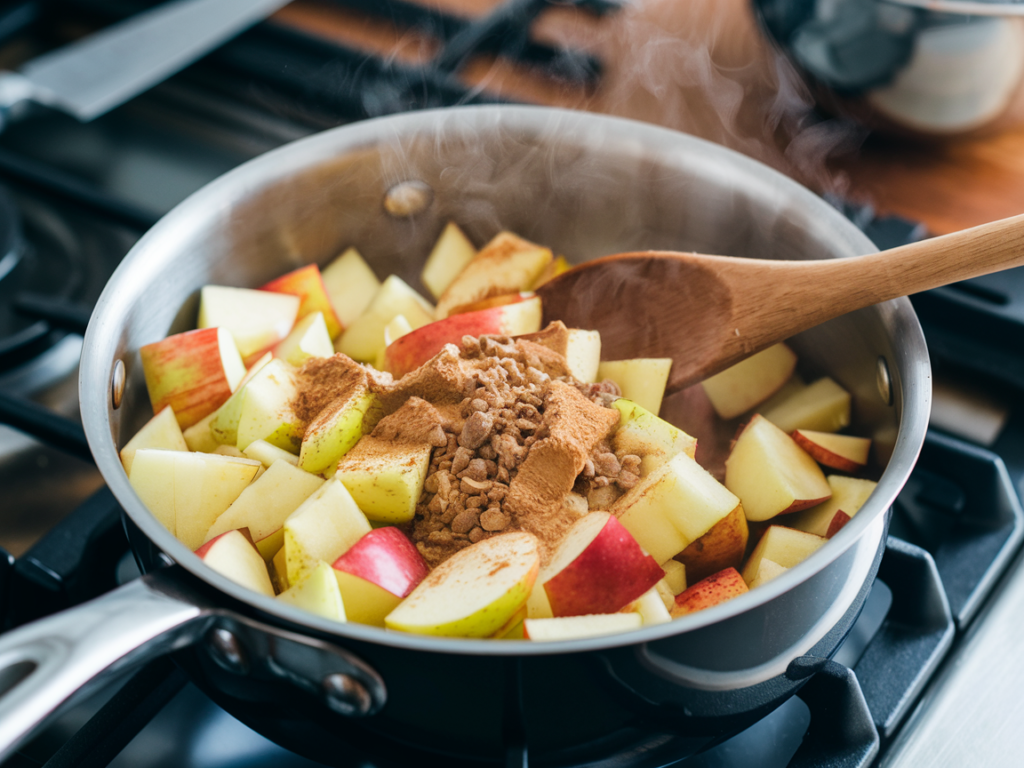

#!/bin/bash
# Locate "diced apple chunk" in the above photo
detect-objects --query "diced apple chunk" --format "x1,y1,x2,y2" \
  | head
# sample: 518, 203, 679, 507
260, 264, 343, 339
675, 504, 748, 583
284, 479, 372, 586
182, 412, 219, 453
661, 560, 687, 594
517, 321, 601, 383
724, 414, 831, 522
236, 360, 305, 453
762, 376, 851, 433
335, 437, 432, 524
625, 587, 672, 626
336, 275, 435, 362
332, 527, 430, 627
791, 430, 871, 472
531, 255, 571, 289
129, 449, 260, 548
671, 567, 748, 617
611, 398, 697, 476
277, 560, 346, 621
788, 476, 877, 538
208, 352, 274, 446
197, 285, 299, 361
205, 460, 325, 560
524, 613, 642, 641
195, 529, 274, 597
700, 343, 798, 419
597, 358, 673, 416
298, 377, 380, 475
435, 231, 552, 319
741, 525, 827, 585
540, 512, 664, 617
385, 532, 539, 638
242, 439, 299, 468
120, 406, 187, 475
749, 558, 788, 589
273, 312, 334, 367
321, 247, 381, 328
421, 221, 477, 300
383, 297, 543, 378
612, 451, 740, 564
140, 327, 246, 429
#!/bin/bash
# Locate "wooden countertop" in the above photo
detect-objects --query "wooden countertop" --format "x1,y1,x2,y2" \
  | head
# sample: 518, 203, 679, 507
277, 0, 1024, 236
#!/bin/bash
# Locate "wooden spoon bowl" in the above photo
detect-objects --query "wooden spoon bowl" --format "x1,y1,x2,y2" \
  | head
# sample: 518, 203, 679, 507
536, 212, 1024, 393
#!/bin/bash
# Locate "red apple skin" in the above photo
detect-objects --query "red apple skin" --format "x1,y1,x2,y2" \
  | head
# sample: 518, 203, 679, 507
140, 327, 237, 429
543, 515, 665, 617
331, 527, 430, 598
671, 567, 748, 617
260, 264, 343, 339
826, 510, 852, 539
778, 495, 833, 515
195, 527, 256, 558
791, 431, 867, 473
384, 297, 542, 378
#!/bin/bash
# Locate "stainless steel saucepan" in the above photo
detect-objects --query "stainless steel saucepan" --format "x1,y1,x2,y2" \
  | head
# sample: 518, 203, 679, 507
0, 106, 929, 765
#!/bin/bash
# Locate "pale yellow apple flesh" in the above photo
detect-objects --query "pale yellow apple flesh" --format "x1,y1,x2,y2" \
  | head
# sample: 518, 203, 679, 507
516, 322, 601, 383
182, 411, 219, 453
235, 360, 305, 453
612, 450, 740, 564
297, 386, 380, 474
724, 414, 832, 522
276, 560, 346, 621
700, 343, 798, 419
788, 475, 878, 537
421, 221, 477, 300
741, 525, 827, 584
611, 398, 697, 476
242, 439, 299, 468
524, 613, 642, 641
273, 311, 334, 367
195, 529, 275, 597
208, 352, 273, 446
197, 285, 300, 360
321, 247, 381, 328
205, 459, 325, 560
336, 275, 435, 362
762, 376, 851, 433
385, 532, 540, 638
335, 437, 432, 523
435, 231, 552, 318
749, 558, 788, 589
530, 254, 571, 289
597, 358, 673, 416
119, 406, 187, 475
661, 560, 687, 594
129, 449, 261, 547
625, 587, 672, 626
283, 479, 372, 585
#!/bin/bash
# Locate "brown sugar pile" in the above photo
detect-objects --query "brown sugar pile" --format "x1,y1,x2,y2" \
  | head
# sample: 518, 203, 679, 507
392, 332, 642, 566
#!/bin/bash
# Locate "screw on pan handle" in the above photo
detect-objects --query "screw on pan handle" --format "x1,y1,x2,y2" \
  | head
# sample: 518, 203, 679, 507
210, 616, 387, 718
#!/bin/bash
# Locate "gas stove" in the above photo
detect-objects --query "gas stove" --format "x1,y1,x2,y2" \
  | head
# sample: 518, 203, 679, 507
2, 2, 1024, 767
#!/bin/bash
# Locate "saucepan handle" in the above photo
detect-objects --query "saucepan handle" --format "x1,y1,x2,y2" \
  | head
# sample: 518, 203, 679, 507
0, 568, 213, 763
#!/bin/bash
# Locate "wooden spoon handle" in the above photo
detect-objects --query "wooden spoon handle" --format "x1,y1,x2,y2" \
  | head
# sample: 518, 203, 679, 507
727, 211, 1024, 350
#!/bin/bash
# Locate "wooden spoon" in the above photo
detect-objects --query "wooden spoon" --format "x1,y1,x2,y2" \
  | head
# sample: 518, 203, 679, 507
535, 213, 1024, 394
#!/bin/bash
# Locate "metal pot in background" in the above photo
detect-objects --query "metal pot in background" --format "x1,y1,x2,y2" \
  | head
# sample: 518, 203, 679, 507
0, 106, 929, 765
754, 0, 1024, 137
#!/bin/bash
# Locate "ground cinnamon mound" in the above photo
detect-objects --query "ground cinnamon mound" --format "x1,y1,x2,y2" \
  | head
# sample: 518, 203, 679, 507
407, 330, 640, 567
293, 355, 368, 423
